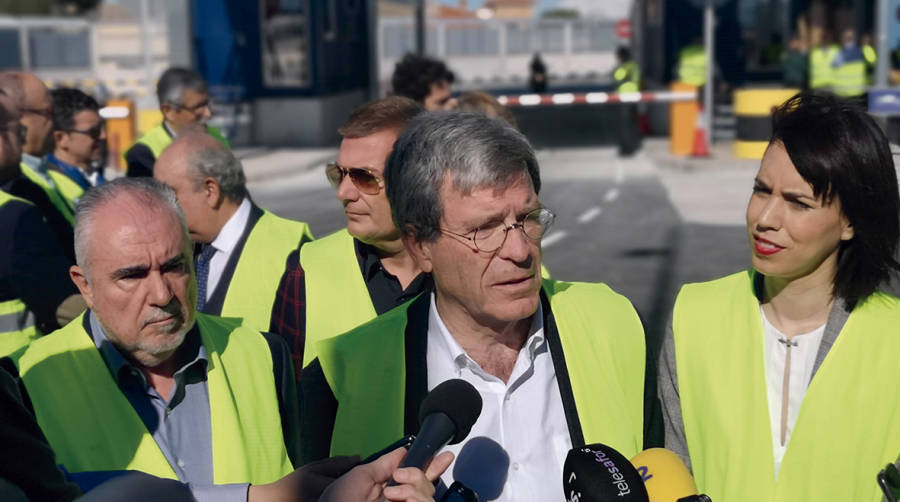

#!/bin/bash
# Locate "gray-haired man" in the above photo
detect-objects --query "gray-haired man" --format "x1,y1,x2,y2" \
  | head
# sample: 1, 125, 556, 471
153, 131, 312, 332
300, 112, 647, 501
126, 67, 229, 177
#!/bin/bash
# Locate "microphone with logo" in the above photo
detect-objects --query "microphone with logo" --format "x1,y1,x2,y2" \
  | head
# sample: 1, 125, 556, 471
630, 448, 711, 502
562, 443, 650, 502
389, 378, 483, 485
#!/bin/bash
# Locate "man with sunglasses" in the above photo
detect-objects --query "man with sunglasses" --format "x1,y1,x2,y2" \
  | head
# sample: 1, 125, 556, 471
154, 130, 312, 334
270, 96, 428, 380
0, 92, 85, 357
126, 67, 229, 178
47, 88, 107, 205
299, 113, 646, 502
0, 73, 77, 262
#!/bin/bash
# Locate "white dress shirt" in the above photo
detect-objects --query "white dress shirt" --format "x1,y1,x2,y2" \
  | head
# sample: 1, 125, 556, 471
203, 198, 251, 303
426, 293, 571, 502
760, 307, 825, 477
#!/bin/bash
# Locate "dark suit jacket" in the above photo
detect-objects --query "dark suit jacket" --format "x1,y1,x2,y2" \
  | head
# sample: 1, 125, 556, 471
298, 291, 591, 465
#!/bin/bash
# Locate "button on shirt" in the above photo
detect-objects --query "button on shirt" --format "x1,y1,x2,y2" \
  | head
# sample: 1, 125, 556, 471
89, 312, 247, 501
426, 294, 571, 502
202, 197, 251, 304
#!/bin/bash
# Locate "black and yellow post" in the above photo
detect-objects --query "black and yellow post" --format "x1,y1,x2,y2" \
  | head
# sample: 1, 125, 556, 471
733, 89, 799, 159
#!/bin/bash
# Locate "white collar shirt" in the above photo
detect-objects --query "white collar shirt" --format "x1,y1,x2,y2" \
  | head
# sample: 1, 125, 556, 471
426, 293, 571, 502
760, 306, 825, 477
203, 197, 251, 302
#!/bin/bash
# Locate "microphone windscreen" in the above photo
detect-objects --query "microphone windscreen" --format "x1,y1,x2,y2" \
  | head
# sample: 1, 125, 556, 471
419, 379, 483, 444
563, 443, 649, 502
629, 448, 698, 502
452, 436, 509, 500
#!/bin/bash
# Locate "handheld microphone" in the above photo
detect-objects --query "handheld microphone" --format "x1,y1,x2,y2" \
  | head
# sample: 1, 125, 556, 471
629, 448, 710, 502
563, 443, 650, 502
440, 481, 480, 502
450, 436, 509, 501
396, 379, 482, 473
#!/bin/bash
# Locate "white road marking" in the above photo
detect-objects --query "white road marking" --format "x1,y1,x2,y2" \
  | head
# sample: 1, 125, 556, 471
577, 207, 603, 223
604, 187, 620, 203
541, 231, 568, 248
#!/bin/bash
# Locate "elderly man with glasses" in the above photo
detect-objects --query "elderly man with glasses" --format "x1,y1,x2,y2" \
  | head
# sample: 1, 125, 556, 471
298, 112, 647, 502
270, 96, 429, 381
48, 88, 107, 204
126, 67, 229, 178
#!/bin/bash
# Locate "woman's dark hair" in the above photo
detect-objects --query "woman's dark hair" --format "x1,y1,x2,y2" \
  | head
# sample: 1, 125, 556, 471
770, 91, 900, 309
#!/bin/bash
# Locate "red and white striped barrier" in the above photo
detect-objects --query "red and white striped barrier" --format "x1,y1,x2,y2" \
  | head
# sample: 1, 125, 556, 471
497, 90, 697, 107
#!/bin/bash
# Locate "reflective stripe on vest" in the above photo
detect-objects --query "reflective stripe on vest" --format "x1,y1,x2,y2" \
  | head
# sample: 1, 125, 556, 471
220, 210, 312, 332
678, 46, 707, 87
301, 229, 377, 367
20, 162, 75, 224
0, 193, 40, 356
673, 270, 900, 502
46, 170, 84, 211
130, 124, 232, 159
833, 59, 867, 97
615, 61, 640, 93
318, 279, 645, 460
0, 298, 37, 357
809, 46, 838, 90
14, 313, 293, 483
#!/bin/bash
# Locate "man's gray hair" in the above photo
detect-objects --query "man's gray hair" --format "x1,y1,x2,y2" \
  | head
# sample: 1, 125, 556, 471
74, 178, 187, 277
156, 67, 207, 107
385, 111, 541, 241
184, 139, 248, 202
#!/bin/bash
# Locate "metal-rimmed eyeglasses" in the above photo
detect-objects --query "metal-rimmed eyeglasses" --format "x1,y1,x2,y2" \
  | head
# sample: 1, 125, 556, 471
440, 207, 556, 253
325, 162, 384, 195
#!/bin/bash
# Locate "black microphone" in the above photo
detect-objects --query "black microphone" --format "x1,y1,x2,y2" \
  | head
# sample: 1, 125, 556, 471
563, 443, 650, 502
396, 379, 483, 474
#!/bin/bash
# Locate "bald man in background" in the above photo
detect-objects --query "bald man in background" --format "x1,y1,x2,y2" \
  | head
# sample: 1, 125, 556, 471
154, 131, 313, 333
0, 92, 84, 356
0, 73, 76, 261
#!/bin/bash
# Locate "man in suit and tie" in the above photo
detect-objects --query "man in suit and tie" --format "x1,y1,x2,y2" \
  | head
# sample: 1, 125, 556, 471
153, 131, 312, 332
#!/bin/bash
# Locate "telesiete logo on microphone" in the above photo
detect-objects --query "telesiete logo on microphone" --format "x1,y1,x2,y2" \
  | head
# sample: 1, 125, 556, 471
583, 447, 634, 497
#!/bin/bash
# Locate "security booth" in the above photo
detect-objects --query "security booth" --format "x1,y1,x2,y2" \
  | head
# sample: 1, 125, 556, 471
192, 0, 373, 147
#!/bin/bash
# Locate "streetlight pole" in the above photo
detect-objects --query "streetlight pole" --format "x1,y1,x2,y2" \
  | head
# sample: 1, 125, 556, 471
703, 0, 715, 144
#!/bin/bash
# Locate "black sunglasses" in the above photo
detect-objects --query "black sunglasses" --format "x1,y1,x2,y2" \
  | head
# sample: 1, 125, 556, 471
325, 162, 384, 195
66, 122, 105, 140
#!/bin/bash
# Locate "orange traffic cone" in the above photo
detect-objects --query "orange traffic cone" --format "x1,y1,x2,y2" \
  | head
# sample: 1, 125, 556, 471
691, 106, 710, 157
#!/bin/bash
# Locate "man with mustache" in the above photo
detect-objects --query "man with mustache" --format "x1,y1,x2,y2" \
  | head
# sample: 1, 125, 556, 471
300, 112, 647, 501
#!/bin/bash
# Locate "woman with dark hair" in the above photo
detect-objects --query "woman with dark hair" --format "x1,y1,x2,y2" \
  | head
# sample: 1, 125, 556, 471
659, 91, 900, 502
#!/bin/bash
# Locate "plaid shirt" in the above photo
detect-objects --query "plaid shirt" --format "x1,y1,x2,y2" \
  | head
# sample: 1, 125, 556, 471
269, 237, 431, 381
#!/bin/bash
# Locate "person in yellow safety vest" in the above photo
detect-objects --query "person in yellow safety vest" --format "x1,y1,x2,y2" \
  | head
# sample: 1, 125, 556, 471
0, 73, 77, 262
831, 28, 868, 98
299, 112, 646, 502
659, 92, 900, 502
677, 38, 707, 87
125, 67, 230, 178
269, 96, 431, 378
614, 45, 642, 156
0, 91, 85, 358
861, 33, 877, 86
153, 131, 312, 334
808, 35, 839, 91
